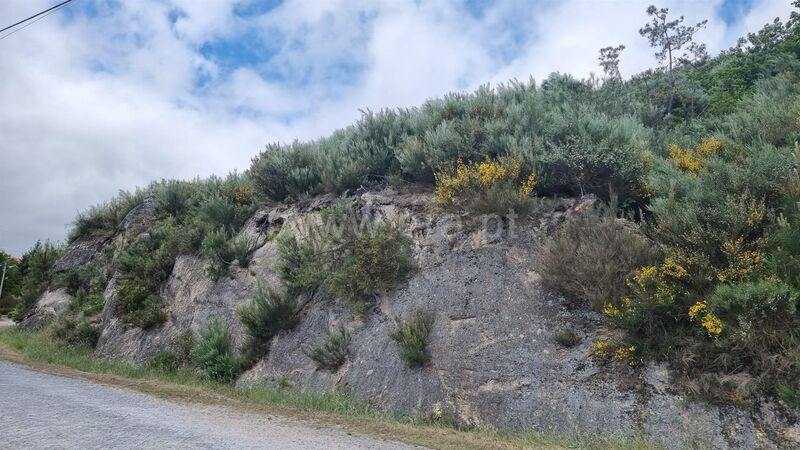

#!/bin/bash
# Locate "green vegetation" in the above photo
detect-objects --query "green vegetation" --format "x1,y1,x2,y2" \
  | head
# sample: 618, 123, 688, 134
302, 327, 351, 371
274, 197, 416, 314
51, 315, 98, 348
9, 241, 63, 321
390, 310, 434, 368
237, 284, 299, 359
434, 156, 537, 214
192, 320, 242, 383
65, 173, 260, 328
69, 189, 147, 243
273, 232, 327, 295
0, 251, 23, 315
147, 350, 183, 373
202, 229, 254, 280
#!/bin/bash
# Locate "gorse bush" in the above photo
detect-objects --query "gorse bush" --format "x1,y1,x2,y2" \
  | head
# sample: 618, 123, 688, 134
192, 319, 241, 383
390, 310, 434, 368
155, 180, 197, 220
237, 285, 299, 358
302, 327, 351, 371
434, 156, 537, 214
709, 280, 799, 347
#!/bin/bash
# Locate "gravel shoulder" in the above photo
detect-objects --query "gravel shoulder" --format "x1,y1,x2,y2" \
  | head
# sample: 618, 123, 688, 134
0, 361, 416, 449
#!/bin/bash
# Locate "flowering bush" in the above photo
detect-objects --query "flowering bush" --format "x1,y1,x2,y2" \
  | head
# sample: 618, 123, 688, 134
434, 156, 536, 214
668, 139, 722, 174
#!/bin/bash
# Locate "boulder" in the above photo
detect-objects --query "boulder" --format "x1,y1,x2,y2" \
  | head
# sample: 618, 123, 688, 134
20, 288, 72, 330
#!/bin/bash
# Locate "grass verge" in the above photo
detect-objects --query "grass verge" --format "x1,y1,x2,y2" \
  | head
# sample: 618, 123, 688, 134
0, 327, 657, 450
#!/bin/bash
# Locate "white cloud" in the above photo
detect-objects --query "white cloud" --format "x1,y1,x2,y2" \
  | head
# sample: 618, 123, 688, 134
0, 0, 795, 255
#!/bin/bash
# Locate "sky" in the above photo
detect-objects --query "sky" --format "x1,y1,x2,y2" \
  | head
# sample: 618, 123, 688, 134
0, 0, 795, 256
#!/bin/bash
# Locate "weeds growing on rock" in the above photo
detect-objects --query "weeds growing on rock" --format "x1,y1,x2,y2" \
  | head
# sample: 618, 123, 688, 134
237, 285, 299, 359
390, 310, 434, 368
274, 198, 416, 315
302, 327, 351, 371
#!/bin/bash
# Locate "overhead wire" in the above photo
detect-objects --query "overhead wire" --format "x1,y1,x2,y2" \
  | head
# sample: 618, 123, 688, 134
0, 0, 75, 41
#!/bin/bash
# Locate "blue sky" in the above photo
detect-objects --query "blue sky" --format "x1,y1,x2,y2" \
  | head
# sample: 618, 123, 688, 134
0, 0, 795, 255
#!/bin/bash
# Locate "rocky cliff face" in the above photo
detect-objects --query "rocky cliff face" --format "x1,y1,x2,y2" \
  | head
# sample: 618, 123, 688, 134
22, 188, 798, 448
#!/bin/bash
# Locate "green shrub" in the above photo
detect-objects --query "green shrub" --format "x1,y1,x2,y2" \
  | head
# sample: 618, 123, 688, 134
192, 319, 241, 383
251, 143, 322, 201
69, 189, 146, 242
116, 279, 167, 329
80, 293, 105, 316
10, 241, 64, 321
147, 350, 182, 372
196, 193, 240, 232
51, 315, 98, 348
172, 328, 196, 363
533, 111, 651, 202
327, 223, 417, 313
779, 384, 800, 410
302, 327, 351, 371
202, 230, 254, 280
156, 180, 197, 220
114, 220, 188, 328
709, 280, 800, 346
67, 291, 105, 317
536, 205, 660, 310
553, 329, 581, 348
237, 285, 299, 358
390, 310, 434, 368
273, 232, 327, 295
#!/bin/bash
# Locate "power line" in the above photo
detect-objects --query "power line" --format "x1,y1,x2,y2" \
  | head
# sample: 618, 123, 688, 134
0, 0, 75, 40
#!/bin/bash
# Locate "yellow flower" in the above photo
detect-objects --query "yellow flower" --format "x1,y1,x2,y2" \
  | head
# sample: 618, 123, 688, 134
662, 257, 688, 279
433, 156, 535, 205
432, 403, 443, 420
602, 303, 622, 318
688, 301, 707, 320
701, 312, 724, 336
669, 140, 721, 174
593, 340, 609, 358
519, 173, 537, 198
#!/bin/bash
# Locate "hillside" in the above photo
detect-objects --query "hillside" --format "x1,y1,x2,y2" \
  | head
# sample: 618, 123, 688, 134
6, 3, 800, 448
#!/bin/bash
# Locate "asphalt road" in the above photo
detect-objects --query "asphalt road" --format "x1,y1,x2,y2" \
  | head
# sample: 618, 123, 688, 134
0, 361, 414, 449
